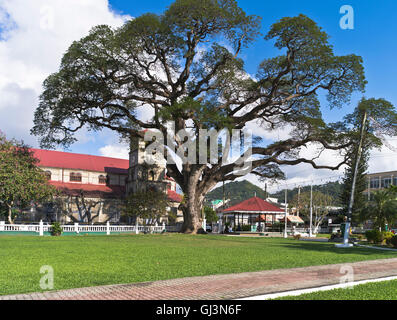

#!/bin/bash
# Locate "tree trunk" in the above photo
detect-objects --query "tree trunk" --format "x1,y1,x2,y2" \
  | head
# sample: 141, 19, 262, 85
179, 177, 206, 234
180, 193, 203, 234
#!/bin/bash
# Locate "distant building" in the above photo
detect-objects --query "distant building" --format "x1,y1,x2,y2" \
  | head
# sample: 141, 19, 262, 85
365, 170, 397, 198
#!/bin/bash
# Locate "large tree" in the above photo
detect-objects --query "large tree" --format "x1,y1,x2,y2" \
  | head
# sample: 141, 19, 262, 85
0, 134, 56, 223
32, 0, 374, 233
340, 98, 397, 222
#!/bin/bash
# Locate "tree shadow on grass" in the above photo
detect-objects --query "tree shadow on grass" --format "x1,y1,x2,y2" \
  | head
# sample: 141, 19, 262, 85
277, 240, 397, 257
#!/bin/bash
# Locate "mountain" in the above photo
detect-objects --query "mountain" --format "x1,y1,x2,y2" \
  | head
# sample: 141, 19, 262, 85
205, 180, 267, 208
205, 180, 344, 208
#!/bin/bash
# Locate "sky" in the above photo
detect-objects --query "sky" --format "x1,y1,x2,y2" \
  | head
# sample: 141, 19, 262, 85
0, 0, 396, 193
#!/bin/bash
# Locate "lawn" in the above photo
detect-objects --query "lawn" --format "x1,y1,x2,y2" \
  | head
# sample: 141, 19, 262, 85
276, 279, 397, 300
0, 234, 396, 296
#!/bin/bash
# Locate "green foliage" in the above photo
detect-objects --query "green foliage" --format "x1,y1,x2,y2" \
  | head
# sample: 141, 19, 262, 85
359, 188, 397, 231
365, 229, 383, 244
0, 134, 56, 223
124, 189, 169, 223
204, 206, 218, 223
51, 222, 63, 236
390, 235, 397, 248
383, 232, 394, 245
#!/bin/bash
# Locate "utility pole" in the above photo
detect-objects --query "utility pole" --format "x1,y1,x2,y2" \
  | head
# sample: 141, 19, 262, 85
337, 109, 368, 248
297, 186, 301, 217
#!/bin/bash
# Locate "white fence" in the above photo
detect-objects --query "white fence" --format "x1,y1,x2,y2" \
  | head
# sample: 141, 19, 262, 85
0, 221, 181, 236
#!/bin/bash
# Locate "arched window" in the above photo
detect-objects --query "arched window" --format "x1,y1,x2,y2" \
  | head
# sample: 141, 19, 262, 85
70, 172, 82, 182
98, 175, 107, 185
44, 171, 51, 180
149, 171, 155, 181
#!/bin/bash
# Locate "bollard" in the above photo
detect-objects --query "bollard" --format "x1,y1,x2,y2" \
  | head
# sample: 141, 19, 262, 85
106, 221, 110, 236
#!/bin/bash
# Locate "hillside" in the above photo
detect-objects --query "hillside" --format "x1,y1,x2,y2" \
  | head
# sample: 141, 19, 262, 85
205, 180, 267, 207
205, 180, 343, 207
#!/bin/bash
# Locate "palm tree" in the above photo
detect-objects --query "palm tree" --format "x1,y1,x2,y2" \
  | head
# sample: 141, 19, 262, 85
359, 187, 397, 231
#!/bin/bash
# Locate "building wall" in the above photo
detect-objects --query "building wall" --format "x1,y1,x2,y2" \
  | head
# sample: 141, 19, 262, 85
41, 166, 127, 186
365, 171, 397, 195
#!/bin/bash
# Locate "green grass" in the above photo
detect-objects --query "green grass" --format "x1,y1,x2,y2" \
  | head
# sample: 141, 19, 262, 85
0, 234, 396, 296
316, 233, 331, 238
276, 279, 397, 300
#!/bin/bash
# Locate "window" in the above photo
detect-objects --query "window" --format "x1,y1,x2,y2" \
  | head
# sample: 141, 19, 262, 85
394, 177, 397, 186
382, 177, 392, 188
98, 175, 107, 185
70, 172, 82, 182
370, 178, 380, 189
44, 170, 51, 180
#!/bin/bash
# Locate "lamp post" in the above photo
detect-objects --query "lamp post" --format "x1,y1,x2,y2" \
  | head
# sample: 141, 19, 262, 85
284, 188, 288, 238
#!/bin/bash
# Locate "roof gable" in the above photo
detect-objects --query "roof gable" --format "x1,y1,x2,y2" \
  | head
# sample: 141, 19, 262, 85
223, 197, 284, 213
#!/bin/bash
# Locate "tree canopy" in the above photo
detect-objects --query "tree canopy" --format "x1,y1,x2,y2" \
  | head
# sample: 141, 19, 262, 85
0, 133, 56, 223
31, 0, 396, 233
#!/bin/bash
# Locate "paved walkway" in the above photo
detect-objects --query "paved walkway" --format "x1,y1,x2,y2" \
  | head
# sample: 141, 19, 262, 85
2, 258, 397, 300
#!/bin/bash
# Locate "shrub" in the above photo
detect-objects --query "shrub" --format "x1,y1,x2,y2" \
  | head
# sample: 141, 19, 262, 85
390, 235, 397, 248
242, 225, 251, 232
51, 222, 63, 236
365, 230, 383, 244
383, 231, 394, 245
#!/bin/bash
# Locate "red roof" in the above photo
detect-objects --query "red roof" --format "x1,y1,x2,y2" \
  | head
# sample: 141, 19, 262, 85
31, 149, 129, 174
167, 190, 183, 203
50, 181, 126, 199
223, 197, 284, 214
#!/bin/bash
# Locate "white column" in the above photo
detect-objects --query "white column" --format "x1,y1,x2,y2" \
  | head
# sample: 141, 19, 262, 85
39, 220, 43, 236
162, 222, 166, 232
202, 219, 207, 231
0, 221, 4, 231
218, 219, 223, 234
106, 221, 110, 236
135, 219, 139, 234
74, 222, 79, 234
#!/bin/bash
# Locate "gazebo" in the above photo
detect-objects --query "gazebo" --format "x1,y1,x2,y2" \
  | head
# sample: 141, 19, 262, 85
221, 197, 285, 232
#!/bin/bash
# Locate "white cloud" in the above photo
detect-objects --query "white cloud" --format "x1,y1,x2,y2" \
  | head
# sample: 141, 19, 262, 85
99, 144, 129, 159
0, 0, 129, 145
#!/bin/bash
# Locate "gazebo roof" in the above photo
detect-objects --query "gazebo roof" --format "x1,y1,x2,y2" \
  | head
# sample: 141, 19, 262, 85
222, 197, 284, 214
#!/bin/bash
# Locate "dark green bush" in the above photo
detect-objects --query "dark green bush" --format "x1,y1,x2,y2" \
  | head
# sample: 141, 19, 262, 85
51, 222, 63, 236
383, 231, 394, 245
391, 235, 397, 248
365, 229, 383, 244
241, 225, 251, 232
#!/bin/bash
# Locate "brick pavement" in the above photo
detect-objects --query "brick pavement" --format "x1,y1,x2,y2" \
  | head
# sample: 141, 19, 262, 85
2, 258, 397, 300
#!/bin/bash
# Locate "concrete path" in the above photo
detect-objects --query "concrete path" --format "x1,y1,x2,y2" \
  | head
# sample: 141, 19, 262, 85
2, 258, 397, 300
